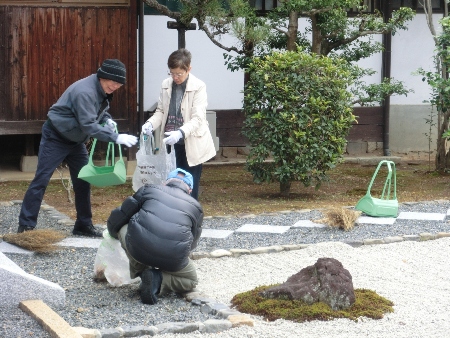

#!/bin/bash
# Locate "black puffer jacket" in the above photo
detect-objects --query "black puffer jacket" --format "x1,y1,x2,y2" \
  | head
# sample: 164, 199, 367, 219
107, 180, 203, 272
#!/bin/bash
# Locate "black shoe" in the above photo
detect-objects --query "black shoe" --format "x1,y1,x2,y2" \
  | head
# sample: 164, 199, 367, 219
140, 268, 162, 305
72, 223, 102, 237
17, 225, 35, 233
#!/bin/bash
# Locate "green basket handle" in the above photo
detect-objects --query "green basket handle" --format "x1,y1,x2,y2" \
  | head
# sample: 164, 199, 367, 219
88, 124, 123, 166
365, 160, 397, 200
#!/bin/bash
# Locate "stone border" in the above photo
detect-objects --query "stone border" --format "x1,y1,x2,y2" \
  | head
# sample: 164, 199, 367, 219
20, 294, 255, 338
72, 290, 255, 337
190, 231, 450, 260
191, 199, 450, 260
3, 199, 450, 337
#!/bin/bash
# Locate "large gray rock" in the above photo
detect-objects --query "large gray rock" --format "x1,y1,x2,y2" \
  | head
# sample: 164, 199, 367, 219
260, 257, 355, 310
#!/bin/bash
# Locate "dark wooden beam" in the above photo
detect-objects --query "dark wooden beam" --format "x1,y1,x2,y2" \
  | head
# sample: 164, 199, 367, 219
0, 120, 132, 135
0, 121, 45, 135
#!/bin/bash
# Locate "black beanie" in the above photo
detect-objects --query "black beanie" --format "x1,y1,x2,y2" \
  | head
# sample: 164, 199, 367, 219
97, 59, 126, 84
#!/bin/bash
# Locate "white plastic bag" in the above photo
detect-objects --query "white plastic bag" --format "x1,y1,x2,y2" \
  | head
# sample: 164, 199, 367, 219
93, 230, 139, 287
132, 133, 177, 192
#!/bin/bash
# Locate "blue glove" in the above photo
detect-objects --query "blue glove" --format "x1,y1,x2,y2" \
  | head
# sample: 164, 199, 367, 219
105, 119, 117, 132
163, 130, 183, 146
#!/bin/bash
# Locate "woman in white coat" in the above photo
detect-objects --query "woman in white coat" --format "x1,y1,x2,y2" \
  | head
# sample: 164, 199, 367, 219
142, 49, 216, 200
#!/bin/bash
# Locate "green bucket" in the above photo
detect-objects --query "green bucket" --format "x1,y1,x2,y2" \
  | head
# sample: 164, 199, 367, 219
78, 131, 126, 187
355, 160, 398, 218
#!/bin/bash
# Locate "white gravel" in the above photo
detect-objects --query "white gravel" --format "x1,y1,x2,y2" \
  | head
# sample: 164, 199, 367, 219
160, 238, 450, 338
2, 202, 450, 337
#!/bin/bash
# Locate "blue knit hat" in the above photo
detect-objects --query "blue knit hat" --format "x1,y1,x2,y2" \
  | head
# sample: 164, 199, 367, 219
167, 168, 194, 190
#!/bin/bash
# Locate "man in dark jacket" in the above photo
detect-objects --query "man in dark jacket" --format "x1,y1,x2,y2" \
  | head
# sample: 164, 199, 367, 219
18, 59, 138, 237
107, 168, 203, 305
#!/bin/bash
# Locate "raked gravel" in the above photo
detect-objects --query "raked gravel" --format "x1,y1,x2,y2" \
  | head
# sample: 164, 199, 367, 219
1, 200, 450, 337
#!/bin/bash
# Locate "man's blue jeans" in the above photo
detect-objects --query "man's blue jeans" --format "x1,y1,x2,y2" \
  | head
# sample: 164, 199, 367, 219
174, 143, 202, 200
19, 122, 92, 228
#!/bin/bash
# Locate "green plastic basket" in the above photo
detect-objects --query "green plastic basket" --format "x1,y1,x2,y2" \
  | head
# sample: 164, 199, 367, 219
355, 160, 398, 218
78, 129, 126, 187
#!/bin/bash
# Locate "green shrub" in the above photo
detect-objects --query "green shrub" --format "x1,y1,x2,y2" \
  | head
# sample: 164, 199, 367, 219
243, 50, 356, 195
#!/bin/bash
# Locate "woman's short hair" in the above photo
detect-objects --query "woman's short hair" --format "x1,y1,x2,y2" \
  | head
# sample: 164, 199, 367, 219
167, 48, 192, 71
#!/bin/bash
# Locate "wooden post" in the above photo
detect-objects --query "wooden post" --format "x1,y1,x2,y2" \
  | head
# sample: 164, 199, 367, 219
167, 21, 197, 49
24, 135, 36, 156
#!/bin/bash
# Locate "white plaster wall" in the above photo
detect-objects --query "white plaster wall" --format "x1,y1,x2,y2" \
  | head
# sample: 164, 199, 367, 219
390, 14, 442, 105
388, 14, 442, 156
141, 15, 244, 111
141, 14, 438, 110
140, 13, 444, 156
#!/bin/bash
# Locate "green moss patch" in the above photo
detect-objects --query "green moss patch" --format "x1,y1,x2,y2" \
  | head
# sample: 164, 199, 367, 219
231, 285, 394, 322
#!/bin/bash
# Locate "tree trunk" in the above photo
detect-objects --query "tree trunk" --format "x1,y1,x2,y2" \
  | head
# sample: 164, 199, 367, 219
280, 181, 291, 197
435, 110, 450, 172
310, 14, 322, 55
286, 11, 299, 51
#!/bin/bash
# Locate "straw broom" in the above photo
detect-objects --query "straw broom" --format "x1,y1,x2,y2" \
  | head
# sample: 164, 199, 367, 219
315, 207, 362, 231
2, 229, 67, 253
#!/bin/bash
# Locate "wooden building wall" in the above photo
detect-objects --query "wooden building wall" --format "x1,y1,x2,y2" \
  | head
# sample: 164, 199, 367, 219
0, 4, 137, 140
215, 107, 384, 148
349, 107, 383, 142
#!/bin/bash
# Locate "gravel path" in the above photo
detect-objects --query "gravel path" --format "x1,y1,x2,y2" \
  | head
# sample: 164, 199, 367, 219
172, 238, 450, 338
1, 200, 450, 337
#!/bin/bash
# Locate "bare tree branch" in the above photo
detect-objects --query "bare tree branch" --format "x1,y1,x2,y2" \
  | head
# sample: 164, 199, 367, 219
197, 20, 245, 54
142, 0, 181, 20
271, 25, 288, 36
56, 164, 73, 204
420, 0, 438, 42
302, 6, 335, 16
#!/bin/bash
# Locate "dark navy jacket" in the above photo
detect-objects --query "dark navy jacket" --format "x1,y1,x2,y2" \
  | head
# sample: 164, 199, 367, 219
107, 180, 203, 272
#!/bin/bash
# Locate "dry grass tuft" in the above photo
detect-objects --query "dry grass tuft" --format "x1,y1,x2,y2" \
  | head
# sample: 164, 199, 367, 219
3, 229, 67, 253
315, 207, 362, 231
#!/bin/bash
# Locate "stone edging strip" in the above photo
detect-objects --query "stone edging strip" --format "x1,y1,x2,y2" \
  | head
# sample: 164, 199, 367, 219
20, 300, 83, 338
20, 293, 254, 338
190, 199, 450, 260
189, 233, 450, 260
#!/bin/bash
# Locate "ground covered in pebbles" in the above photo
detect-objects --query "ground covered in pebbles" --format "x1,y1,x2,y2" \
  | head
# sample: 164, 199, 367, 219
1, 201, 450, 337
162, 238, 450, 338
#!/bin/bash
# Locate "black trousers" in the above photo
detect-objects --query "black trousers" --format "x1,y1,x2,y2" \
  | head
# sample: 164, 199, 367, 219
174, 143, 202, 200
19, 122, 92, 228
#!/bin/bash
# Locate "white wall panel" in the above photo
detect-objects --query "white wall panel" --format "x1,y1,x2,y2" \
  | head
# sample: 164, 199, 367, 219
390, 14, 441, 105
142, 16, 244, 111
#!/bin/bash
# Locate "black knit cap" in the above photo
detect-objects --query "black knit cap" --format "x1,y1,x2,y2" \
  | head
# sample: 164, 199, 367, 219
97, 59, 126, 84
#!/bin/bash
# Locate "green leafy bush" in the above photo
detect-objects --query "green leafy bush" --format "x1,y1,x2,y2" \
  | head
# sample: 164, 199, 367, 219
243, 50, 356, 195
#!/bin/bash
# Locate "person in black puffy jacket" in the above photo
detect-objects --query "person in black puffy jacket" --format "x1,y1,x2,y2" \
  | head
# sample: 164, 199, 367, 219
107, 168, 203, 305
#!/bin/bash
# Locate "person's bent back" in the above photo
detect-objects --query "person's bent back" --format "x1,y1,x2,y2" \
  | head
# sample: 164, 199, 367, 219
106, 168, 203, 304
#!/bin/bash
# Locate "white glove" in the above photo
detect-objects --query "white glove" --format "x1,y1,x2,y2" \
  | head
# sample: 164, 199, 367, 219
105, 119, 117, 132
163, 130, 183, 146
142, 121, 153, 136
116, 134, 138, 147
